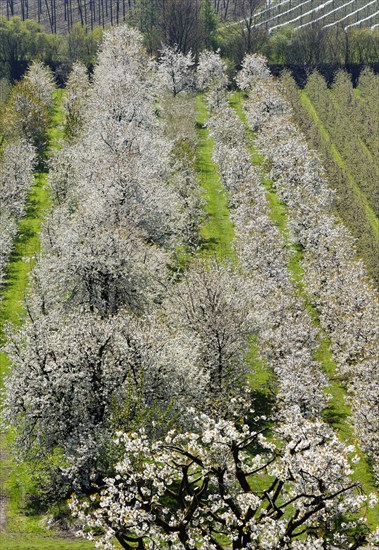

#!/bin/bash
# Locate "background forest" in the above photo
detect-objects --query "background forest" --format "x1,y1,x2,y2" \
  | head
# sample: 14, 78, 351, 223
1, 0, 379, 87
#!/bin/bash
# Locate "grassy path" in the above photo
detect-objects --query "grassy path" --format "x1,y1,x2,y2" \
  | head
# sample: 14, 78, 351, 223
230, 91, 379, 526
195, 96, 235, 261
0, 90, 94, 549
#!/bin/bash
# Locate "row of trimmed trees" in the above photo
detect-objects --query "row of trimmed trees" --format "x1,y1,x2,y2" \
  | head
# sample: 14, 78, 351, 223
239, 55, 379, 487
206, 79, 328, 418
0, 62, 55, 293
283, 68, 379, 284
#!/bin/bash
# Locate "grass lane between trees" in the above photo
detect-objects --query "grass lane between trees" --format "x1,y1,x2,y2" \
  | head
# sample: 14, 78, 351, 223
195, 95, 235, 262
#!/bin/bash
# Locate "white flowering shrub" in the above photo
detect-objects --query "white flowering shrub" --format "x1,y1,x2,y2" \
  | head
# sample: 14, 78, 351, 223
0, 139, 36, 286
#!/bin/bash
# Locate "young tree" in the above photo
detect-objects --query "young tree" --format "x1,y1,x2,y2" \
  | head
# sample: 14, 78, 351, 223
62, 62, 90, 141
197, 49, 227, 92
235, 52, 271, 90
164, 259, 253, 399
1, 61, 55, 154
157, 45, 195, 97
197, 49, 228, 110
0, 77, 10, 107
23, 61, 55, 109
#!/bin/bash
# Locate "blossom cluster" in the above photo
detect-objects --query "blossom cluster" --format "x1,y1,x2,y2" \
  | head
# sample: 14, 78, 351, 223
0, 140, 35, 288
71, 409, 372, 549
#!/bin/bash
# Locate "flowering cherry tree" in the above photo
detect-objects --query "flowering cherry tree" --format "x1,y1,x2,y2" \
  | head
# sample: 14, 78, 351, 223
71, 408, 374, 549
1, 61, 55, 153
235, 53, 271, 90
2, 308, 207, 496
164, 259, 253, 400
157, 45, 195, 97
196, 50, 228, 110
62, 62, 90, 141
0, 140, 35, 287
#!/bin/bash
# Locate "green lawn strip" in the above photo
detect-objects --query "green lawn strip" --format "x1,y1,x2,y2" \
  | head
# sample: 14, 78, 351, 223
0, 89, 98, 548
194, 94, 275, 422
300, 90, 379, 244
0, 533, 94, 549
230, 90, 379, 526
195, 95, 235, 262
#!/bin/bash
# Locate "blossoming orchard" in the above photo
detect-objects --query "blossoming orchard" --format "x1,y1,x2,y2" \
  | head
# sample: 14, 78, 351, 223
1, 24, 379, 550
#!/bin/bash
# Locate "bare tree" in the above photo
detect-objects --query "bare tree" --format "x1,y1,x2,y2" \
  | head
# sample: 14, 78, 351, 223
160, 0, 201, 53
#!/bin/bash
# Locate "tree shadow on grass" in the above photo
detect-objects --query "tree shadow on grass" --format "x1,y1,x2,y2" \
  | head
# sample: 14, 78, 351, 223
199, 236, 219, 252
252, 389, 276, 423
322, 405, 351, 429
24, 196, 41, 220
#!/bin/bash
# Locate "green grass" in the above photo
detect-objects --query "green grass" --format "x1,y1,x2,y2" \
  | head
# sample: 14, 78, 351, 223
0, 89, 97, 548
230, 90, 379, 527
0, 533, 94, 549
195, 95, 235, 261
